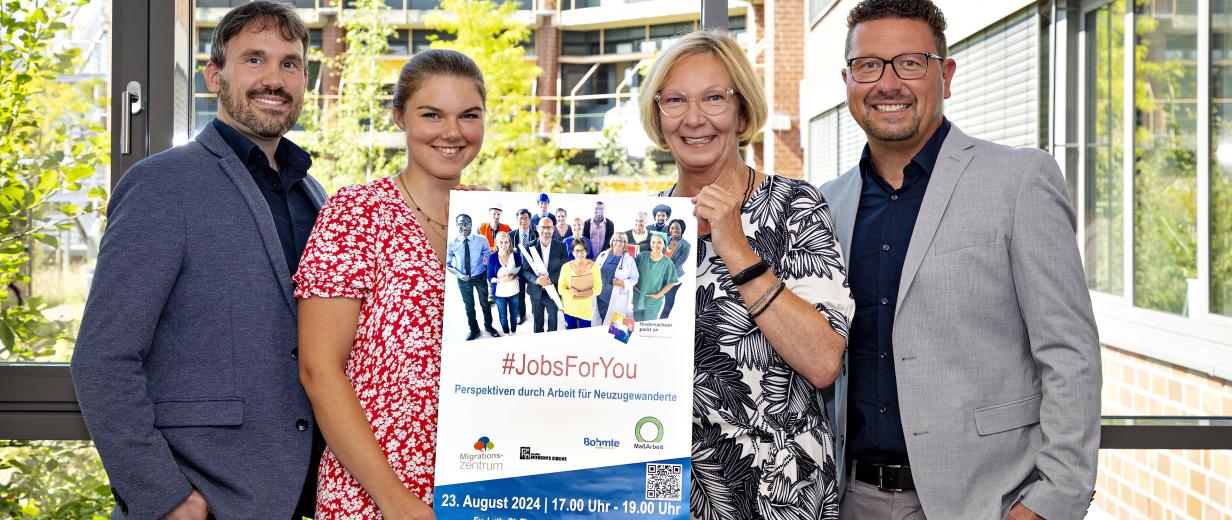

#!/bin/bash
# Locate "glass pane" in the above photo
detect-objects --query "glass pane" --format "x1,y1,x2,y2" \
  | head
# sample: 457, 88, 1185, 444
409, 0, 443, 10
197, 27, 214, 55
1094, 449, 1231, 518
1213, 1, 1232, 317
0, 441, 110, 517
561, 30, 601, 56
411, 29, 453, 54
1, 1, 110, 363
603, 26, 645, 55
1133, 0, 1198, 315
1084, 1, 1125, 295
388, 28, 410, 55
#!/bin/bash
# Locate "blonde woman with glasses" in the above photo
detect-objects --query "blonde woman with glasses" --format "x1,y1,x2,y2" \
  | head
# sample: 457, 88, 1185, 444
641, 30, 855, 519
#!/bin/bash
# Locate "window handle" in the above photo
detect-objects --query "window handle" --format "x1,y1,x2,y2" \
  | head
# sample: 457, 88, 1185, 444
120, 81, 143, 155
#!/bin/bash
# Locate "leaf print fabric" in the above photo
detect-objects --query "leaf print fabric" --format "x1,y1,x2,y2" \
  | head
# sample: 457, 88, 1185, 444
670, 175, 854, 520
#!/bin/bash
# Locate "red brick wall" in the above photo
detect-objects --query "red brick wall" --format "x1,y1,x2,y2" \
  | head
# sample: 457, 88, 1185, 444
535, 10, 559, 133
1095, 347, 1232, 519
321, 0, 344, 105
769, 0, 803, 179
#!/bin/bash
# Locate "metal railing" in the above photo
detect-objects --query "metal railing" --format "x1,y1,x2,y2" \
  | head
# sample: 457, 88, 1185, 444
3, 363, 1231, 448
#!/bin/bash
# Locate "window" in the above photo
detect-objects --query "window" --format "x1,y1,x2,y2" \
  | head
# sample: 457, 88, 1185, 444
523, 29, 537, 57
603, 26, 646, 55
1084, 0, 1125, 295
412, 29, 453, 53
561, 0, 602, 10
197, 27, 213, 55
807, 107, 840, 184
388, 29, 410, 55
649, 21, 695, 51
728, 15, 747, 42
409, 0, 443, 9
0, 0, 110, 366
562, 30, 601, 56
1213, 2, 1232, 317
809, 0, 836, 25
310, 28, 323, 54
560, 62, 615, 131
1134, 0, 1198, 315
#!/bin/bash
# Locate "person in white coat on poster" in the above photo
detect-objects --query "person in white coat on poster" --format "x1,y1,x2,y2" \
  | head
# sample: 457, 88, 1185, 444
593, 233, 640, 325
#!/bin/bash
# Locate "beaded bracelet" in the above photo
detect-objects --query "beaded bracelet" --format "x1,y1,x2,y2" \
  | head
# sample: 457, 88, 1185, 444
749, 280, 787, 319
731, 260, 769, 286
746, 279, 783, 317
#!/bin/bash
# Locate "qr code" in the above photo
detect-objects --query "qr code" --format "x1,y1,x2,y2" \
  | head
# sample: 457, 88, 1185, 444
645, 463, 683, 501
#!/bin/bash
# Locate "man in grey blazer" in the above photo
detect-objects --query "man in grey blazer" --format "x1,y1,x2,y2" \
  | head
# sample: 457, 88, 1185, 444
71, 3, 326, 518
820, 2, 1101, 519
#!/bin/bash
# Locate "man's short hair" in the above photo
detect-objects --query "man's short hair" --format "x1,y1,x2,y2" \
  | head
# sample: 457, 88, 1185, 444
845, 0, 949, 58
516, 208, 531, 218
210, 0, 310, 67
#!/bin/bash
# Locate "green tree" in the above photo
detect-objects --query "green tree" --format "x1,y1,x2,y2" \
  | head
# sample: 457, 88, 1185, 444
299, 0, 399, 193
427, 0, 584, 192
1131, 4, 1198, 315
0, 0, 107, 359
594, 123, 672, 192
0, 0, 112, 518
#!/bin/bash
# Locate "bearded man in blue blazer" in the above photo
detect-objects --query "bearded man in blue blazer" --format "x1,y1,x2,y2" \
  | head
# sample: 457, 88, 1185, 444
71, 3, 327, 519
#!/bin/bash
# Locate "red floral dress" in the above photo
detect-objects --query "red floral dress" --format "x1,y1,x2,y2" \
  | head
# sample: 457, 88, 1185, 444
293, 176, 444, 519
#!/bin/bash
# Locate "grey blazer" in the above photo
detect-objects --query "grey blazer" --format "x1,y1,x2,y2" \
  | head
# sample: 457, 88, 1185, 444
820, 124, 1101, 520
71, 123, 327, 520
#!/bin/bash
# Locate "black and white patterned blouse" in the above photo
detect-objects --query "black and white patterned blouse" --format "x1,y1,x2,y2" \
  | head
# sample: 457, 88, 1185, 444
668, 174, 854, 520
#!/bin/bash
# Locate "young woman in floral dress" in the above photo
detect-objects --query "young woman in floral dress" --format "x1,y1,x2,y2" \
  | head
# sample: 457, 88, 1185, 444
295, 49, 486, 520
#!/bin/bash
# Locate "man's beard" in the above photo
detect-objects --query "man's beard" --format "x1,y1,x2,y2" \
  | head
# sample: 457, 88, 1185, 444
218, 77, 301, 139
861, 108, 922, 142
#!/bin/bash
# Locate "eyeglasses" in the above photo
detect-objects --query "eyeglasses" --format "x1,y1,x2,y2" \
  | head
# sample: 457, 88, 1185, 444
845, 52, 943, 83
654, 88, 737, 117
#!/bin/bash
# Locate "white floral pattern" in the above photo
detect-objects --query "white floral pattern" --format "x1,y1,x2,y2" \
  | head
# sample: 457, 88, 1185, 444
670, 175, 854, 520
294, 177, 445, 519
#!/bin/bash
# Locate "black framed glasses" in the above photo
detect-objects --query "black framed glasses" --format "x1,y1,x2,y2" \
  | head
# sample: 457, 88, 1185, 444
654, 88, 737, 117
845, 52, 944, 83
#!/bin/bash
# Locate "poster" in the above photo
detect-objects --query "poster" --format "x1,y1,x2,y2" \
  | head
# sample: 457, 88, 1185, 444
434, 191, 695, 519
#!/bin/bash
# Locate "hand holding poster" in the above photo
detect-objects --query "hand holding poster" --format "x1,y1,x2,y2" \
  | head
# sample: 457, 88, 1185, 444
435, 191, 695, 519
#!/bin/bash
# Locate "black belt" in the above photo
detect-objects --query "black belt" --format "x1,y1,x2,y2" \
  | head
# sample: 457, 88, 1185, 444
853, 461, 915, 492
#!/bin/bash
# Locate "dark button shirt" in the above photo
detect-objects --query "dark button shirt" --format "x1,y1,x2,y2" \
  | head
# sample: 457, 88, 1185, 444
212, 119, 317, 275
213, 120, 323, 517
846, 118, 950, 466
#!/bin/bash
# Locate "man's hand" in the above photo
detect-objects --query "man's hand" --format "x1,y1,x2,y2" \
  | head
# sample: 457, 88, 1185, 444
612, 279, 624, 288
536, 276, 550, 287
1007, 503, 1044, 520
162, 490, 208, 520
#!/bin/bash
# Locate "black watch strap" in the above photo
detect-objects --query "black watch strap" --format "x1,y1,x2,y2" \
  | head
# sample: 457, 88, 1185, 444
730, 260, 768, 286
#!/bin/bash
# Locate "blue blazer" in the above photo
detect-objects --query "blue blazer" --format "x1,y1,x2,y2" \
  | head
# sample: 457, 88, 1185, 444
486, 250, 524, 284
71, 123, 327, 519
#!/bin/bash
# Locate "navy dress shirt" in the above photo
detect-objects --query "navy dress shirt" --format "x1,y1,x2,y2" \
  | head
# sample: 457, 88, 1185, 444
212, 119, 317, 276
211, 119, 322, 517
846, 119, 950, 466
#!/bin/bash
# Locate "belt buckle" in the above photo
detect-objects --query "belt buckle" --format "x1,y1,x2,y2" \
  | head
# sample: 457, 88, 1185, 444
877, 464, 907, 493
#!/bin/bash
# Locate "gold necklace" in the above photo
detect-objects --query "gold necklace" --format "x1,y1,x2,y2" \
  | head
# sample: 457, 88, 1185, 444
396, 172, 447, 231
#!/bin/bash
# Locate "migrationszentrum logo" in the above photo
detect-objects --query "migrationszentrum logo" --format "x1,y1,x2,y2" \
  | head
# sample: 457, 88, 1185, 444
607, 311, 635, 344
473, 436, 495, 451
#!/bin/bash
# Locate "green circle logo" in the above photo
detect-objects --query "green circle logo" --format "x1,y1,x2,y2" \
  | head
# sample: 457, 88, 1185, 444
635, 416, 664, 443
